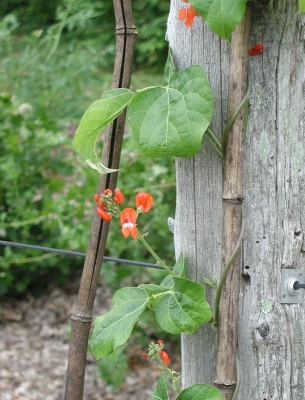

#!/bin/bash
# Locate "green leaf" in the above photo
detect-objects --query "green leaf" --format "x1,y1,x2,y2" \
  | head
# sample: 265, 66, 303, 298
189, 0, 247, 41
299, 0, 305, 12
162, 48, 176, 87
128, 65, 213, 159
155, 277, 212, 334
139, 284, 171, 310
150, 374, 169, 400
74, 88, 133, 174
91, 287, 148, 359
202, 275, 217, 288
161, 252, 186, 288
177, 384, 223, 400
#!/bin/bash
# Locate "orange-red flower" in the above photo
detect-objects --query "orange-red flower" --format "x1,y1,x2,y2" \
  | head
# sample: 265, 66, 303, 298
158, 350, 170, 365
120, 208, 137, 239
178, 5, 199, 27
97, 207, 111, 222
248, 44, 264, 56
136, 192, 153, 213
113, 189, 124, 204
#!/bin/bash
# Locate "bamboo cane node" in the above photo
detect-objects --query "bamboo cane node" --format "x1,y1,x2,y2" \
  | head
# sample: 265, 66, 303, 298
222, 197, 244, 204
115, 28, 138, 35
70, 313, 93, 324
214, 380, 236, 387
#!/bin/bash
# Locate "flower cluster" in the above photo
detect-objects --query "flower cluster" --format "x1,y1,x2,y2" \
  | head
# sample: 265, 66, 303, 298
94, 188, 124, 222
142, 340, 182, 392
248, 43, 264, 56
94, 189, 153, 240
178, 0, 200, 27
142, 340, 170, 366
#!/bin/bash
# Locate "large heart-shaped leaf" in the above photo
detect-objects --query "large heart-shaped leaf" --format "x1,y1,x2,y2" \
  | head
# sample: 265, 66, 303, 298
128, 65, 213, 158
150, 374, 169, 400
155, 277, 212, 334
91, 287, 148, 359
189, 0, 247, 41
74, 88, 133, 174
177, 384, 223, 400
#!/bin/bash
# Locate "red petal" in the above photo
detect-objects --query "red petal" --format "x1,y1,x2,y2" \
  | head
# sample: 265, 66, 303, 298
97, 207, 111, 222
130, 225, 138, 239
122, 226, 130, 238
178, 8, 187, 21
184, 15, 194, 27
120, 208, 137, 225
114, 189, 124, 204
252, 44, 264, 51
136, 192, 154, 212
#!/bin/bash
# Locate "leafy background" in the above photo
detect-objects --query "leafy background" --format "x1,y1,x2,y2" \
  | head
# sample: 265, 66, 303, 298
0, 0, 174, 297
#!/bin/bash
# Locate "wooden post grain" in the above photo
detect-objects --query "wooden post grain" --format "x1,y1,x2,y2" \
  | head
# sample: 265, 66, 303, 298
64, 1, 137, 399
214, 8, 251, 400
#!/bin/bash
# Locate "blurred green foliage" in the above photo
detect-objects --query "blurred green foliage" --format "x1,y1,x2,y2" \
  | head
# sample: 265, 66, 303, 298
0, 0, 176, 296
0, 0, 170, 70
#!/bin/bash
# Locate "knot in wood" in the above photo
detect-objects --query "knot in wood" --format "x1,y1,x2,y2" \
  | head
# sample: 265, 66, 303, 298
256, 323, 270, 337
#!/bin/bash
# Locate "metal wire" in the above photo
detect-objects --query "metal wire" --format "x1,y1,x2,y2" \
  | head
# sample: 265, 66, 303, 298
0, 240, 170, 270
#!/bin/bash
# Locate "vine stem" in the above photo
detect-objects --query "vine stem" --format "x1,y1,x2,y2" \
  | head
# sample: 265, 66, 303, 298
213, 207, 245, 327
204, 133, 224, 159
207, 128, 222, 150
156, 355, 182, 393
221, 72, 251, 155
137, 230, 174, 276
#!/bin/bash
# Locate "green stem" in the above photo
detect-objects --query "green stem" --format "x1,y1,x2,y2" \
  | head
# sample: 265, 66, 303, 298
157, 355, 181, 394
204, 135, 224, 159
137, 230, 174, 276
221, 73, 251, 155
207, 128, 222, 150
213, 207, 245, 327
232, 355, 241, 400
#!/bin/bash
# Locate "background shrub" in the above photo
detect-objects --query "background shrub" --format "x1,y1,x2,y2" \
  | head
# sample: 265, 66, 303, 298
0, 1, 175, 296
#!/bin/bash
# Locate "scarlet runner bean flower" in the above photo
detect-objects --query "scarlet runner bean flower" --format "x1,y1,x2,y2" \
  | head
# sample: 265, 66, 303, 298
248, 44, 264, 56
178, 4, 200, 27
120, 208, 137, 239
97, 207, 111, 222
113, 189, 124, 204
158, 350, 170, 366
136, 192, 154, 213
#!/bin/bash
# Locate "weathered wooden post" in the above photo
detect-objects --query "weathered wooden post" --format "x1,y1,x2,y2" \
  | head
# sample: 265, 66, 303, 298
167, 0, 305, 398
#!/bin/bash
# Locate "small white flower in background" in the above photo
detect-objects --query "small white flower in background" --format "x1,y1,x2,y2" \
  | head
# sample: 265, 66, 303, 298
18, 103, 32, 116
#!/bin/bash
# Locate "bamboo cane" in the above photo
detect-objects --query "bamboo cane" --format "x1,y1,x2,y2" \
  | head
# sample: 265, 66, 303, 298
214, 8, 251, 400
64, 2, 137, 399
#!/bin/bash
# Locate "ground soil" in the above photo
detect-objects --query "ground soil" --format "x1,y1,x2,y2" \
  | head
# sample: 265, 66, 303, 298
0, 279, 181, 400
